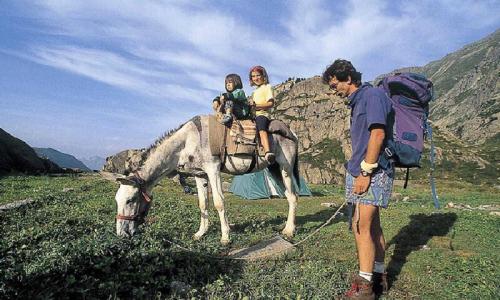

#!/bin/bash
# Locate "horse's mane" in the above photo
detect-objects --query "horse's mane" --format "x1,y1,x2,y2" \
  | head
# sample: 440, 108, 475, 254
142, 116, 201, 159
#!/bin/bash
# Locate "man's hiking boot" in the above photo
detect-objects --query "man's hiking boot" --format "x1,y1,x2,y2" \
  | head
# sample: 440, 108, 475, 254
372, 272, 388, 296
265, 152, 276, 164
221, 114, 233, 125
340, 274, 375, 300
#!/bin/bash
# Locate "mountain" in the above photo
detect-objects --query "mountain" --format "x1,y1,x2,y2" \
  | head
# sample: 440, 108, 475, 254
0, 128, 62, 174
34, 148, 91, 171
79, 156, 106, 171
271, 29, 499, 185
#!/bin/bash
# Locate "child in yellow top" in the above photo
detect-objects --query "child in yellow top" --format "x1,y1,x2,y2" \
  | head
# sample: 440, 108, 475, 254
249, 65, 275, 163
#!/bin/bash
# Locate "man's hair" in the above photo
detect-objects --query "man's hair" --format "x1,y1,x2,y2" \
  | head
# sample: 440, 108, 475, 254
225, 74, 243, 90
249, 65, 269, 86
322, 59, 362, 87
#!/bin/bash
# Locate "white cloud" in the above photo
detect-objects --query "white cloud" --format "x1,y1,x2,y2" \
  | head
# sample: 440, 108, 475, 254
15, 0, 499, 84
3, 0, 498, 158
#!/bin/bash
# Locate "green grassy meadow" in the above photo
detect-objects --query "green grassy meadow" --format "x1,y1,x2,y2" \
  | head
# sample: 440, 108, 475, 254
0, 174, 498, 299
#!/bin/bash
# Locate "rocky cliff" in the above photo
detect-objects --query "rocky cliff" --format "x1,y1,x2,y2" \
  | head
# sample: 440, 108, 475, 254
271, 77, 349, 184
271, 29, 499, 185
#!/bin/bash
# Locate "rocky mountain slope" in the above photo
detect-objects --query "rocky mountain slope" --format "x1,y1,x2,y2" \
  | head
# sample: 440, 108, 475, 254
272, 29, 499, 185
0, 128, 62, 174
34, 148, 91, 172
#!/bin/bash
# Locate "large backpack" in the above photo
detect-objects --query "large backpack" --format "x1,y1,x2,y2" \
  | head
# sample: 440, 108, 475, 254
378, 73, 440, 208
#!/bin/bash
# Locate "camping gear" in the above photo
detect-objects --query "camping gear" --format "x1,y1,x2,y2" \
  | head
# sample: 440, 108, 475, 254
378, 72, 439, 208
229, 168, 312, 200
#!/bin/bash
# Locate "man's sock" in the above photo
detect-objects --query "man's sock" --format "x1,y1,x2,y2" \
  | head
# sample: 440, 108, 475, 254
359, 271, 373, 282
374, 261, 385, 274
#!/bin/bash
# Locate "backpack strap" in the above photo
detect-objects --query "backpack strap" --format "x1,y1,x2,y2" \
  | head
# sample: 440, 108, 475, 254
426, 121, 440, 209
403, 168, 410, 189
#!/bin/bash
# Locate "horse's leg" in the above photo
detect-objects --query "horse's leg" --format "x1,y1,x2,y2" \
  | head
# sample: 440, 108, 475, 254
280, 163, 298, 238
193, 176, 209, 240
206, 167, 231, 245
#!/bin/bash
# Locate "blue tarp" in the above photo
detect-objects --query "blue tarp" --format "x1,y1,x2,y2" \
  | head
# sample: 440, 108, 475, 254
229, 169, 312, 200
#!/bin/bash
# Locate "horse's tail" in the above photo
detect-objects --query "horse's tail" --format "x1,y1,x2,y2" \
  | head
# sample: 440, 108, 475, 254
268, 130, 300, 192
293, 134, 300, 189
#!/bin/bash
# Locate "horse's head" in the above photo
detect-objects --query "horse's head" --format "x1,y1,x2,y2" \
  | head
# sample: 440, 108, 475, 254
100, 171, 152, 237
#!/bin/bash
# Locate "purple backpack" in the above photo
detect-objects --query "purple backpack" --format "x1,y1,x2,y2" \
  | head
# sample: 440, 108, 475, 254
378, 73, 439, 208
378, 73, 433, 167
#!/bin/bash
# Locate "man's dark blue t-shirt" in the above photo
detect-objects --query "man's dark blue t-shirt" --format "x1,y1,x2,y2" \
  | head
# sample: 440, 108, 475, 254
346, 83, 392, 177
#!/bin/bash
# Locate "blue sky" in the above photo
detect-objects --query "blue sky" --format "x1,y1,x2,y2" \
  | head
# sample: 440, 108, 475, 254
1, 0, 499, 159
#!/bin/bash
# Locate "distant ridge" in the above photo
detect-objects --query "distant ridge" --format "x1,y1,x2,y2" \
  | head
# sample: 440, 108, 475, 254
34, 148, 91, 171
79, 156, 106, 171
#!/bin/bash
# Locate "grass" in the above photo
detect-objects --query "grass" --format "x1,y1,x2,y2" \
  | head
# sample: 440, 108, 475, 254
0, 174, 499, 299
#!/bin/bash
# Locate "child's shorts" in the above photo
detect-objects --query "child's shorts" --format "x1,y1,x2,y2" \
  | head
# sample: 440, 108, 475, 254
255, 115, 270, 131
345, 170, 394, 208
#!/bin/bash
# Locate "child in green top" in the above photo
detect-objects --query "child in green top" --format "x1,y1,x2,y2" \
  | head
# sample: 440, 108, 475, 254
212, 74, 250, 125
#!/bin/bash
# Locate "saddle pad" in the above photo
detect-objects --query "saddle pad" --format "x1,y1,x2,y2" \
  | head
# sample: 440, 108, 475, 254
227, 119, 257, 155
208, 115, 258, 156
208, 115, 226, 156
230, 119, 257, 141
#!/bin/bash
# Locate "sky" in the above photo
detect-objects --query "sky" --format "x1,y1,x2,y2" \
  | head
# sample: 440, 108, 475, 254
0, 0, 499, 159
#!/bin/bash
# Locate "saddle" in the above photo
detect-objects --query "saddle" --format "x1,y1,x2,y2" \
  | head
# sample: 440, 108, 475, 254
208, 115, 264, 157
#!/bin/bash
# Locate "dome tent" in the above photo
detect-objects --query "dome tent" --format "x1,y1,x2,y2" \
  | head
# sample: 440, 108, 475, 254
229, 168, 312, 200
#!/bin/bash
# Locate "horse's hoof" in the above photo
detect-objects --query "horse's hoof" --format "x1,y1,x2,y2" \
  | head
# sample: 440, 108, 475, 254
220, 238, 231, 246
193, 233, 204, 241
281, 228, 295, 238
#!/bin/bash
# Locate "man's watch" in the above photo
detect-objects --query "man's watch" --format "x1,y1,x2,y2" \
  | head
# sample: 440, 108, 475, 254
360, 170, 371, 177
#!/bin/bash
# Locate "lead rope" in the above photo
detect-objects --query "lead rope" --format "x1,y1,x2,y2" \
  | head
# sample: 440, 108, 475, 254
160, 200, 347, 261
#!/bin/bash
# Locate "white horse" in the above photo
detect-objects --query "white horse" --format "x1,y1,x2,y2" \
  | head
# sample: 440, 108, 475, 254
101, 115, 300, 245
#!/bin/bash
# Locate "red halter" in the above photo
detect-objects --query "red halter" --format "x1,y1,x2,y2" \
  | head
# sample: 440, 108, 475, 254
115, 172, 152, 222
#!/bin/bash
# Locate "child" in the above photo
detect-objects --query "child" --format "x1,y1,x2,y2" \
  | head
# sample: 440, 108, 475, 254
248, 65, 275, 163
212, 74, 250, 125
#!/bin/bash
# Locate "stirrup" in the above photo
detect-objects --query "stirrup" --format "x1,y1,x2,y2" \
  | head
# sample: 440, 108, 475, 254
265, 151, 276, 164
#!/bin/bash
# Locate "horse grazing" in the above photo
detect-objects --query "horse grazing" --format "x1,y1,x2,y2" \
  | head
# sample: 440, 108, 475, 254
101, 115, 300, 245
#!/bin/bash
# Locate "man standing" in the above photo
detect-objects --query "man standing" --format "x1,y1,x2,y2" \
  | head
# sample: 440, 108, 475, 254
322, 59, 393, 299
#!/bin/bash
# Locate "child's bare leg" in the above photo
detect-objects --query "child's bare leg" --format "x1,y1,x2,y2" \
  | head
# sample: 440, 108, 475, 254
259, 130, 270, 152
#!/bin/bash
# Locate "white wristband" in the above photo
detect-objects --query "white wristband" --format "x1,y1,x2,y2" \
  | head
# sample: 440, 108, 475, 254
360, 160, 378, 174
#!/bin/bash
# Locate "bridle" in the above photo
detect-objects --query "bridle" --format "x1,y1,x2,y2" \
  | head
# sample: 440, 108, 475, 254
115, 171, 153, 223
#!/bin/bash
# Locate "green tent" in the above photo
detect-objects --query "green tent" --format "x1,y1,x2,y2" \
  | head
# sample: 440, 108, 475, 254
229, 168, 312, 200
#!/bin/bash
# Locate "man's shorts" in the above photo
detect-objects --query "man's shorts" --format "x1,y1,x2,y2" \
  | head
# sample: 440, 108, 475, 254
255, 115, 270, 131
345, 170, 394, 208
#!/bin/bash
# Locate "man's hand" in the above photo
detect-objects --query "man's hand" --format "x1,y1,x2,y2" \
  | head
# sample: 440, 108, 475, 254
353, 174, 371, 195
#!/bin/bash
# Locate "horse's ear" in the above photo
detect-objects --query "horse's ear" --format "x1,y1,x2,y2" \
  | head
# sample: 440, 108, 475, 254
116, 177, 138, 186
99, 171, 126, 182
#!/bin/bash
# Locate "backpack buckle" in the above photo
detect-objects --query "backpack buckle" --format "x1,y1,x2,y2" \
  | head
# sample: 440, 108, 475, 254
384, 148, 393, 158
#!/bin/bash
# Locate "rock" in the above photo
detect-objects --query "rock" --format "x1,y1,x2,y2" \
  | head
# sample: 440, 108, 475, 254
0, 198, 34, 213
62, 188, 74, 193
321, 202, 336, 207
489, 211, 500, 217
446, 202, 455, 208
403, 196, 410, 202
391, 192, 403, 201
102, 149, 145, 175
